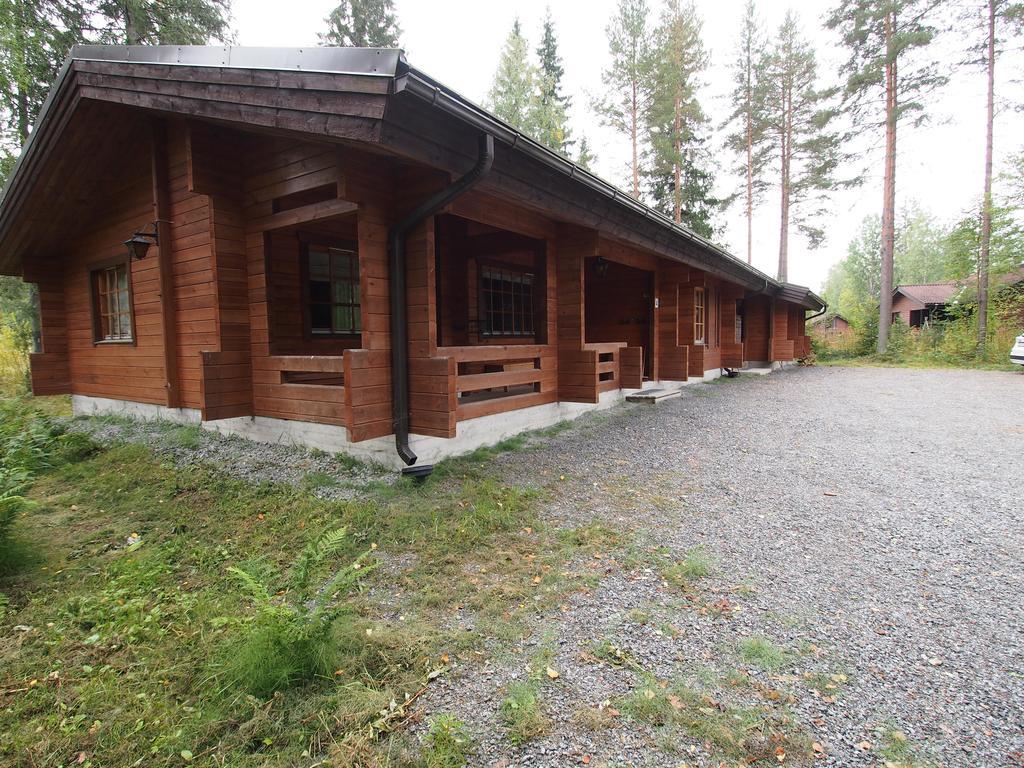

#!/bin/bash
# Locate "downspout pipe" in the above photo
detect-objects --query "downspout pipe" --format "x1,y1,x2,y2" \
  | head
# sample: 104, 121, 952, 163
388, 132, 495, 469
806, 302, 828, 322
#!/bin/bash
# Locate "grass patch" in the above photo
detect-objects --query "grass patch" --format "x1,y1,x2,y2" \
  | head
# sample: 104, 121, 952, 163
618, 675, 812, 763
876, 726, 937, 767
737, 636, 791, 672
661, 544, 713, 589
300, 470, 341, 491
168, 423, 204, 448
0, 397, 593, 767
422, 714, 472, 767
500, 680, 549, 745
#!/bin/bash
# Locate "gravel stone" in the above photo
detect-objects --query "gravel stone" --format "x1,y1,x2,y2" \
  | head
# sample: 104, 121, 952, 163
69, 416, 393, 496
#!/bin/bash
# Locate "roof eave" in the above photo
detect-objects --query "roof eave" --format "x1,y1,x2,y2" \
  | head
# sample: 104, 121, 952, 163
394, 67, 781, 292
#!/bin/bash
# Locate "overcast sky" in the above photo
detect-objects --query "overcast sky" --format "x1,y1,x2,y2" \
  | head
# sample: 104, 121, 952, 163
233, 0, 1024, 291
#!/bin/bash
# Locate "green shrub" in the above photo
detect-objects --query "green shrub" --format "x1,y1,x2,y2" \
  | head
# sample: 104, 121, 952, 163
223, 528, 376, 696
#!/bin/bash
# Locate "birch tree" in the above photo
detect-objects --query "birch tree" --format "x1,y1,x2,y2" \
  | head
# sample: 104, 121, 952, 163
761, 11, 842, 282
723, 0, 770, 264
320, 0, 401, 47
827, 0, 945, 353
594, 0, 653, 198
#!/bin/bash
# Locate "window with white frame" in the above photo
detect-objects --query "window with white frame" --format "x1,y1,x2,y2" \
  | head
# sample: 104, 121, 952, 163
693, 287, 706, 345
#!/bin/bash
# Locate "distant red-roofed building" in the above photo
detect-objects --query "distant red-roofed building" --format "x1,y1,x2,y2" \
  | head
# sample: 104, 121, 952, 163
892, 267, 1024, 328
891, 282, 959, 327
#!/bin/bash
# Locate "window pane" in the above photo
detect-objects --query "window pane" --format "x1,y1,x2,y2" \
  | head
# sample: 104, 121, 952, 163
333, 281, 352, 304
331, 249, 352, 276
334, 305, 352, 332
309, 249, 330, 280
310, 303, 331, 332
310, 280, 330, 303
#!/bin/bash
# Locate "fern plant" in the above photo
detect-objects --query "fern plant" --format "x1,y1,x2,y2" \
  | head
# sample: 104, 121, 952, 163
225, 527, 376, 696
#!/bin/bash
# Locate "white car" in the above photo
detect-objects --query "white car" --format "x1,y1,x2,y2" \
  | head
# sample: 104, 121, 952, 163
1012, 334, 1024, 367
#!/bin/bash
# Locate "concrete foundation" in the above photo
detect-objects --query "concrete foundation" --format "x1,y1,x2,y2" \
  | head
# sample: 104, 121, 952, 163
73, 382, 663, 470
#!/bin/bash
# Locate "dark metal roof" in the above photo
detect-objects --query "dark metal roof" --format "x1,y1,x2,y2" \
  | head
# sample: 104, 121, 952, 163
70, 43, 403, 75
0, 43, 823, 305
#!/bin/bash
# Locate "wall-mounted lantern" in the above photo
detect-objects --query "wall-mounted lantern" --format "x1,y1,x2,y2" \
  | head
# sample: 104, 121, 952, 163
124, 225, 160, 260
593, 255, 610, 278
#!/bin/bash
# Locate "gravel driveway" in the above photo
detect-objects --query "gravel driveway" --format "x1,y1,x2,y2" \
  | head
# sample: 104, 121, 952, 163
418, 366, 1024, 768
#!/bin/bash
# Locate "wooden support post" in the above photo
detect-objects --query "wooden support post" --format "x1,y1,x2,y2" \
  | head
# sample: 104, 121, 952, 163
151, 119, 180, 408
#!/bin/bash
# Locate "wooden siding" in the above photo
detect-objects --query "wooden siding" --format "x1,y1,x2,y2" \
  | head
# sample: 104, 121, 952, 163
55, 138, 169, 404
744, 295, 772, 363
656, 263, 690, 381
771, 299, 795, 361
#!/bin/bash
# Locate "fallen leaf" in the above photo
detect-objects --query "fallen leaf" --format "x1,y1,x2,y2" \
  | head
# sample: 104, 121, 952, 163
546, 666, 560, 680
855, 740, 873, 751
812, 742, 826, 755
581, 756, 591, 765
928, 657, 943, 667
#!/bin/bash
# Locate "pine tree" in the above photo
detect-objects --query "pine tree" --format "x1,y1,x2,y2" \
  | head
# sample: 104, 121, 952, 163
723, 0, 771, 264
486, 20, 539, 132
960, 0, 1023, 354
761, 11, 842, 282
827, 0, 946, 353
594, 0, 653, 198
535, 8, 571, 153
320, 0, 401, 48
93, 0, 232, 45
576, 134, 596, 170
644, 0, 717, 235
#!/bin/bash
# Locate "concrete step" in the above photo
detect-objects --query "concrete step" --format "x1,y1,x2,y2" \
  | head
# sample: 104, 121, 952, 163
625, 387, 682, 404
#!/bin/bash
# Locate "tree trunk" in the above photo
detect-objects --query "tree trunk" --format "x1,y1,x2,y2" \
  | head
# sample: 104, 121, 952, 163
977, 0, 995, 356
125, 1, 141, 45
777, 77, 791, 283
630, 80, 640, 198
878, 11, 898, 355
746, 74, 753, 265
673, 94, 683, 223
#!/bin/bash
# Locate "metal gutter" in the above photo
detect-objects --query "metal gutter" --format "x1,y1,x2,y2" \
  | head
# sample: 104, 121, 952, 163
393, 66, 783, 292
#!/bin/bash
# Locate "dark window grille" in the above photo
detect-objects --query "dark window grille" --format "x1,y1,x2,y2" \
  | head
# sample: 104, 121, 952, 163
308, 245, 360, 335
93, 263, 132, 342
479, 266, 535, 337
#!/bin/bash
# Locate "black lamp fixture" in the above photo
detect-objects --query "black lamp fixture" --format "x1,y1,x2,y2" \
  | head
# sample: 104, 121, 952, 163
593, 255, 610, 278
124, 224, 159, 260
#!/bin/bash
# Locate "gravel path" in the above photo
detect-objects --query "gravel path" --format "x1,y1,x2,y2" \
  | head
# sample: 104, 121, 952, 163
69, 416, 393, 496
417, 366, 1024, 768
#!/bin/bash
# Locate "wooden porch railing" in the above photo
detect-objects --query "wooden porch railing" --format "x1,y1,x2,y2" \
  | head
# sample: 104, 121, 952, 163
558, 342, 643, 403
446, 344, 557, 422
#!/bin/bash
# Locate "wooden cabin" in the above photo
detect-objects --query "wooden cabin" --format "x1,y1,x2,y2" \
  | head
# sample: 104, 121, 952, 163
0, 46, 824, 470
